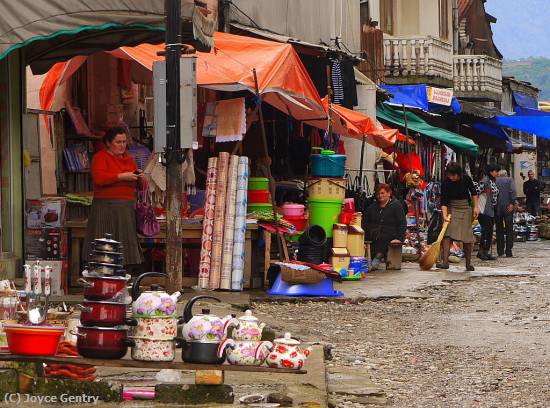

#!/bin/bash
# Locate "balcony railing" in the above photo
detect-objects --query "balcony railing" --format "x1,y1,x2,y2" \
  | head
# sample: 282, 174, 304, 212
453, 55, 503, 100
383, 36, 454, 82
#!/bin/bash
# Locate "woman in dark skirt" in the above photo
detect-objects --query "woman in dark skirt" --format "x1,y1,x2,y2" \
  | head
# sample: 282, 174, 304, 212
83, 127, 144, 268
437, 162, 478, 271
363, 184, 407, 270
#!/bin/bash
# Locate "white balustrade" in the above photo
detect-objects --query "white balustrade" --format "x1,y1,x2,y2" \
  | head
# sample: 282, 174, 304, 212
453, 55, 502, 98
383, 36, 453, 81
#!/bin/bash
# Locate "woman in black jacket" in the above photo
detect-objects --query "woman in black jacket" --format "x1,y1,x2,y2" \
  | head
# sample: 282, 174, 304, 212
363, 184, 407, 270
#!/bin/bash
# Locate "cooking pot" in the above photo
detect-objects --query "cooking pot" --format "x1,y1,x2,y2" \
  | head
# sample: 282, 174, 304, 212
89, 250, 124, 265
92, 233, 122, 252
130, 337, 176, 362
87, 262, 124, 276
77, 301, 137, 327
79, 273, 130, 301
176, 338, 232, 364
128, 316, 181, 340
73, 326, 133, 359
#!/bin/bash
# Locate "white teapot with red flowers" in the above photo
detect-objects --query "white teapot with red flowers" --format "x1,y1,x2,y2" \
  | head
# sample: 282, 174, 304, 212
232, 310, 266, 341
266, 332, 312, 370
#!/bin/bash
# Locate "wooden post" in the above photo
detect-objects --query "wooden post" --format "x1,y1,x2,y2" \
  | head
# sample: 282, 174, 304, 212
164, 0, 184, 292
252, 69, 288, 262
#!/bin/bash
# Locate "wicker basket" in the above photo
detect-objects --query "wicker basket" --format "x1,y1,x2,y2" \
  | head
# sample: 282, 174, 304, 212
539, 224, 550, 239
280, 265, 325, 285
308, 178, 346, 201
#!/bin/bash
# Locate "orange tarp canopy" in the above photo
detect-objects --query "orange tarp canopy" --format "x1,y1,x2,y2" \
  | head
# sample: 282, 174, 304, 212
41, 32, 327, 124
321, 96, 398, 148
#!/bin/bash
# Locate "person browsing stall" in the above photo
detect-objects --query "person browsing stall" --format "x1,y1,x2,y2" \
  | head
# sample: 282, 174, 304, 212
437, 162, 478, 272
495, 169, 517, 257
83, 126, 144, 268
523, 170, 542, 217
476, 164, 500, 261
363, 184, 407, 271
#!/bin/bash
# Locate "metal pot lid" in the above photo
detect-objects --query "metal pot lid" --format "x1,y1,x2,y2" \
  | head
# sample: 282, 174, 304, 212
239, 309, 259, 322
273, 332, 300, 345
93, 234, 121, 245
88, 261, 123, 268
90, 250, 123, 256
82, 271, 130, 281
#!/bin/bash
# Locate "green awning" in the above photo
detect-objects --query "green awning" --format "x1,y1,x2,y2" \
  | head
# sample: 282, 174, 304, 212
377, 104, 479, 155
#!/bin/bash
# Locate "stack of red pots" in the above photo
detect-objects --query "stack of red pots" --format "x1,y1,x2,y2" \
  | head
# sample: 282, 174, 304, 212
74, 234, 135, 359
282, 204, 307, 234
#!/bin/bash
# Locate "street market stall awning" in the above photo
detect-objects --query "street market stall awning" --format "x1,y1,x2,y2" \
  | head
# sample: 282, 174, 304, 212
41, 32, 331, 127
0, 0, 214, 74
321, 96, 398, 148
376, 104, 479, 155
492, 115, 550, 140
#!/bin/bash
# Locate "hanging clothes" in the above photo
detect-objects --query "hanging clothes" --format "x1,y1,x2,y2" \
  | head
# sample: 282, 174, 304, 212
330, 58, 345, 106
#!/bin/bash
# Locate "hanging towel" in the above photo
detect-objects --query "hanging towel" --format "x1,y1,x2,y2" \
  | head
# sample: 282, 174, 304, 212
202, 97, 246, 143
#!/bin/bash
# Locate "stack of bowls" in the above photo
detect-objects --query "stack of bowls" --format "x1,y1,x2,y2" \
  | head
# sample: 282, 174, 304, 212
247, 178, 273, 216
75, 233, 134, 359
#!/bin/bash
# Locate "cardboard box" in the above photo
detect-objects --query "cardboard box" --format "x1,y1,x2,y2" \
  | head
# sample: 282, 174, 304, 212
26, 198, 66, 229
25, 229, 68, 260
24, 260, 65, 296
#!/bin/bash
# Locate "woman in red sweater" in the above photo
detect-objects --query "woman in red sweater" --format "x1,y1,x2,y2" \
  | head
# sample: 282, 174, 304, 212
83, 127, 144, 267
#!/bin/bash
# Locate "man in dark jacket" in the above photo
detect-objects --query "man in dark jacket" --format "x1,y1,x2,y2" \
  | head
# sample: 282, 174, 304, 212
495, 170, 517, 257
363, 184, 407, 270
523, 170, 542, 216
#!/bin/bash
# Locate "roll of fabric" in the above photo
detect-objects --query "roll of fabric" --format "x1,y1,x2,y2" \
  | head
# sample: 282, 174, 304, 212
198, 157, 218, 289
209, 152, 230, 289
231, 156, 249, 291
220, 155, 240, 290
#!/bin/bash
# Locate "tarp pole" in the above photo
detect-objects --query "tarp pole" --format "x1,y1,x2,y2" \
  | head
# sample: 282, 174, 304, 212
253, 69, 288, 262
359, 135, 366, 183
164, 0, 184, 292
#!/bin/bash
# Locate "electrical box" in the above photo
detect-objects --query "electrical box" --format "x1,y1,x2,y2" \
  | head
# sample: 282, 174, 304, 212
153, 57, 197, 152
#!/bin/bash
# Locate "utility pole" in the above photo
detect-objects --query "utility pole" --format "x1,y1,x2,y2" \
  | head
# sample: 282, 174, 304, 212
164, 0, 184, 292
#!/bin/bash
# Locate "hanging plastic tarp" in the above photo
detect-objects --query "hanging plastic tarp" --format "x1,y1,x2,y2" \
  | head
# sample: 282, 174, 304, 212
380, 84, 429, 111
376, 104, 479, 155
0, 0, 214, 74
40, 32, 329, 126
321, 96, 398, 148
512, 91, 538, 109
493, 115, 550, 140
514, 107, 550, 116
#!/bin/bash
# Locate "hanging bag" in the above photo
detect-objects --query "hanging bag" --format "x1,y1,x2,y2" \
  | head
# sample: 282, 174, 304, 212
135, 177, 160, 237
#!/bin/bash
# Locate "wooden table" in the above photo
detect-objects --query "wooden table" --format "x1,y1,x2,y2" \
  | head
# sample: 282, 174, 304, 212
0, 354, 305, 374
66, 220, 260, 289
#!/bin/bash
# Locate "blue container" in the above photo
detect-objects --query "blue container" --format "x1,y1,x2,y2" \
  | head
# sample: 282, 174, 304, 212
267, 272, 344, 297
310, 154, 346, 177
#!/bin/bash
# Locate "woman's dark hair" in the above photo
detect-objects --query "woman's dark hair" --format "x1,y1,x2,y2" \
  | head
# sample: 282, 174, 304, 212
103, 126, 128, 145
375, 183, 392, 195
486, 163, 500, 174
446, 162, 463, 176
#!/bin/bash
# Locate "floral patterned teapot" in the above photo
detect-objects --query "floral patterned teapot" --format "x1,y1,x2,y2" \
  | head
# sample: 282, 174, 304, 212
217, 339, 273, 366
181, 296, 238, 342
131, 272, 181, 317
232, 310, 266, 341
266, 332, 312, 370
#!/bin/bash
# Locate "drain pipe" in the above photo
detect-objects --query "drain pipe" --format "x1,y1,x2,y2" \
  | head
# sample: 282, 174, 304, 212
452, 0, 459, 54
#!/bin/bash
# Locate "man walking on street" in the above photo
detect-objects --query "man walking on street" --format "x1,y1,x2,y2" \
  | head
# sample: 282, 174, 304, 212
496, 170, 517, 257
523, 170, 542, 217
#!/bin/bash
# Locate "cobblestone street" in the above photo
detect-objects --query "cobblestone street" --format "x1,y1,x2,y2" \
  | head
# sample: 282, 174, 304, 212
253, 242, 550, 407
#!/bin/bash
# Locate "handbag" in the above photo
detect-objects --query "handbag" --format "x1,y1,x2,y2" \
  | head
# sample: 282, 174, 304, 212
135, 178, 160, 237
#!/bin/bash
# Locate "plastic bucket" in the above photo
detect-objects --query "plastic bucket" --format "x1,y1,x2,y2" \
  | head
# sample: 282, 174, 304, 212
308, 178, 346, 201
283, 215, 307, 231
248, 203, 273, 216
308, 198, 343, 238
248, 178, 269, 191
310, 154, 346, 177
282, 204, 305, 217
248, 190, 270, 204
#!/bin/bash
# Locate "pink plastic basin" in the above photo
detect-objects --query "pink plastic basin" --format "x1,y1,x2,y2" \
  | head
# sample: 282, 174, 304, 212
282, 204, 305, 217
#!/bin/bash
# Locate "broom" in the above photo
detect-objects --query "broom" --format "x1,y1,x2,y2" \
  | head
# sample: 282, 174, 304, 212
419, 215, 451, 271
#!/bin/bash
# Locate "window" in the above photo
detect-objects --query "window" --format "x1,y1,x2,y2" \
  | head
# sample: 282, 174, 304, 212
439, 0, 449, 40
381, 0, 394, 35
360, 0, 370, 27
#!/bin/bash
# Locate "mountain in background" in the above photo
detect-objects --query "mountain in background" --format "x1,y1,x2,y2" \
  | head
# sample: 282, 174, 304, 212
503, 57, 550, 101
